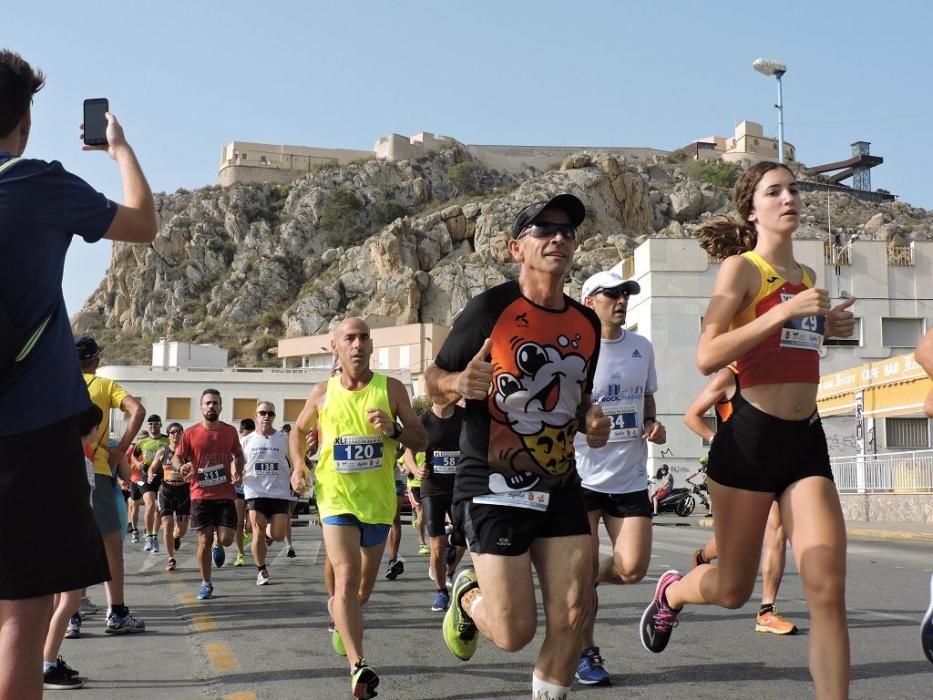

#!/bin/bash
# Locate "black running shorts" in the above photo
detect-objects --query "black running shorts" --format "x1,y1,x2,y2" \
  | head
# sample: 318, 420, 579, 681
707, 393, 834, 494
190, 498, 237, 531
0, 414, 110, 599
582, 488, 652, 518
246, 497, 290, 519
454, 480, 590, 556
139, 474, 162, 495
129, 482, 143, 501
422, 493, 454, 538
158, 482, 191, 518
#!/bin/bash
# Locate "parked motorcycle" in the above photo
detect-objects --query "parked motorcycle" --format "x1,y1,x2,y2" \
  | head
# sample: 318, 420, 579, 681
655, 487, 696, 517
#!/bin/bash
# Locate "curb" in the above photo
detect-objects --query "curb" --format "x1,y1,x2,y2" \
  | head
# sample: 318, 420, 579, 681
696, 517, 933, 543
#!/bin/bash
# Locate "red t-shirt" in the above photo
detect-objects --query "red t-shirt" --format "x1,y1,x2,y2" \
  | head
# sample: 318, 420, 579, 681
176, 422, 242, 501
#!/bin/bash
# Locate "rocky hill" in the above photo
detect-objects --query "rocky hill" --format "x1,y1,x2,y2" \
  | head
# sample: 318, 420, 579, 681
72, 148, 933, 366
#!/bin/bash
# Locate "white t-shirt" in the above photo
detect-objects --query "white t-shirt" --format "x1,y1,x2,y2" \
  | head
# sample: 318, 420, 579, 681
241, 430, 292, 500
574, 330, 658, 495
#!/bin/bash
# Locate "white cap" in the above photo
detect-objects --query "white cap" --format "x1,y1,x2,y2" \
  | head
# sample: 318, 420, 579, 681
580, 270, 641, 302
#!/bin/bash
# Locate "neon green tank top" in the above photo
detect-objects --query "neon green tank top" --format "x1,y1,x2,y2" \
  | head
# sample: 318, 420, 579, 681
316, 373, 397, 524
136, 436, 169, 468
399, 452, 424, 488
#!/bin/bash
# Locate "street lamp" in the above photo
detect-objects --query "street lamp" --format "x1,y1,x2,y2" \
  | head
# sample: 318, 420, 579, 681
753, 57, 787, 164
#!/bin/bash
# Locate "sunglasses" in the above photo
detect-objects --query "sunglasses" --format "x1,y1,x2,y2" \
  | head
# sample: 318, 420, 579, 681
257, 410, 276, 417
517, 223, 577, 241
595, 286, 631, 300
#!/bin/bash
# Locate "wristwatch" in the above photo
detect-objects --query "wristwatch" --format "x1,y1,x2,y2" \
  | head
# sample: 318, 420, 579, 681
390, 421, 403, 440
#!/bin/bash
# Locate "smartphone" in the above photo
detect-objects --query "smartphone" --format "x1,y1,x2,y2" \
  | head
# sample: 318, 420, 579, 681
83, 98, 109, 146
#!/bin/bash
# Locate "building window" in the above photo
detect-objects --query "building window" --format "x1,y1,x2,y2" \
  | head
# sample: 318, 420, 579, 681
824, 318, 862, 346
702, 415, 717, 446
166, 397, 191, 421
240, 153, 247, 160
233, 398, 258, 421
284, 399, 305, 422
399, 345, 410, 371
378, 347, 389, 370
885, 417, 930, 449
881, 318, 924, 349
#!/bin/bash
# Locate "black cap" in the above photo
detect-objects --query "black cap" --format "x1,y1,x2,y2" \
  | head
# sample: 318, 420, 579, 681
75, 335, 101, 361
147, 414, 162, 424
511, 193, 586, 238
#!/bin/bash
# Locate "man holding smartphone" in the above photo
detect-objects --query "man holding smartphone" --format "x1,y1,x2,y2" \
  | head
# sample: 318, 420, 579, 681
0, 49, 156, 699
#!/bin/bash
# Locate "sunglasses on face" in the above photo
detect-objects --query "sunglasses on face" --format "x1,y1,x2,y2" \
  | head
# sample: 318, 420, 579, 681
517, 223, 577, 241
257, 410, 276, 417
596, 287, 631, 300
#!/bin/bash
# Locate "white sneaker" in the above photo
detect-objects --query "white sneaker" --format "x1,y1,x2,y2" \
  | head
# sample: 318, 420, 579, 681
428, 566, 436, 582
151, 537, 160, 553
256, 569, 271, 586
143, 536, 152, 552
79, 597, 99, 616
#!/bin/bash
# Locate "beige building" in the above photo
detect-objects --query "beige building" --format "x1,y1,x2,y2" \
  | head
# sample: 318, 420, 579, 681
276, 322, 450, 397
684, 120, 795, 165
218, 141, 373, 186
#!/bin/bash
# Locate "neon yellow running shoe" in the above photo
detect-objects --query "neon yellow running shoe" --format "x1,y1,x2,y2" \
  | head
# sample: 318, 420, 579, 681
418, 543, 429, 556
233, 553, 246, 567
327, 596, 347, 656
443, 568, 479, 661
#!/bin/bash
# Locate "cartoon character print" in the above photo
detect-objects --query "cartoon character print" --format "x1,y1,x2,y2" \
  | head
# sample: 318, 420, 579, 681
486, 300, 595, 493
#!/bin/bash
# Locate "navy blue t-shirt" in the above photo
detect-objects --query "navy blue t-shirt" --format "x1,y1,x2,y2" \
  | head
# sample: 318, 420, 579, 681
0, 153, 118, 436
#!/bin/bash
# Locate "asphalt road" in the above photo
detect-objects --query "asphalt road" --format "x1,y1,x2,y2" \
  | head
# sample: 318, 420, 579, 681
58, 515, 932, 699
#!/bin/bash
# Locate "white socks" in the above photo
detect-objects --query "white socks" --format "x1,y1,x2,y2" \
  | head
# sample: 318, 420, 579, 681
532, 672, 570, 699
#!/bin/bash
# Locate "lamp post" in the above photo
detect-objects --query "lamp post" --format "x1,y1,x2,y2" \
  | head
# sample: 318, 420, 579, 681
752, 58, 787, 163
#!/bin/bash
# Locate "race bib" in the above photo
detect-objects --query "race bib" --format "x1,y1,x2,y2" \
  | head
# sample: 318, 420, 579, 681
431, 450, 461, 475
197, 465, 227, 487
780, 295, 824, 351
333, 436, 384, 473
254, 461, 281, 475
473, 490, 550, 511
603, 401, 640, 442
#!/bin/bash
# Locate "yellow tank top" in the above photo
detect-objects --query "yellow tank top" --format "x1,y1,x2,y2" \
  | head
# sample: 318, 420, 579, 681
316, 373, 397, 524
399, 452, 424, 488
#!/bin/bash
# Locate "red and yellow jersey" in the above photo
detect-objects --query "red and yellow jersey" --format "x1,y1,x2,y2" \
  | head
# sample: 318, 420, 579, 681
732, 251, 823, 388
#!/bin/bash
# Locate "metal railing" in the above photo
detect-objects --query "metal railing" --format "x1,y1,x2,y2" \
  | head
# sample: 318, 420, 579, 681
830, 449, 933, 493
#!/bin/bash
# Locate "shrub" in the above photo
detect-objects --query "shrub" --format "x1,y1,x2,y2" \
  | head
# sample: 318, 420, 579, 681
685, 159, 740, 189
411, 395, 431, 416
445, 161, 485, 195
319, 187, 365, 247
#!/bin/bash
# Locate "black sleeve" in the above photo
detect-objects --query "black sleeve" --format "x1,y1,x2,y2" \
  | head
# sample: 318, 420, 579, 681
577, 302, 602, 394
434, 292, 497, 373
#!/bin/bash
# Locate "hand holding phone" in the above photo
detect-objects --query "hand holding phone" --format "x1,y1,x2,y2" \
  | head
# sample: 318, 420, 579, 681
82, 98, 108, 146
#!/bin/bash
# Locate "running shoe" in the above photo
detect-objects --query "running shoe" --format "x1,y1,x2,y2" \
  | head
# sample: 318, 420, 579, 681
443, 567, 479, 661
126, 522, 134, 534
265, 535, 273, 546
418, 543, 430, 556
350, 658, 379, 699
428, 566, 436, 582
143, 535, 152, 552
105, 609, 146, 634
639, 569, 683, 653
326, 596, 347, 656
243, 531, 253, 546
174, 536, 182, 550
79, 596, 100, 616
43, 661, 84, 690
64, 613, 81, 639
692, 548, 706, 568
197, 582, 214, 601
256, 568, 271, 586
131, 528, 140, 543
575, 646, 611, 686
432, 590, 451, 612
165, 558, 177, 572
212, 544, 225, 568
921, 572, 933, 664
55, 656, 80, 679
755, 607, 798, 635
233, 553, 246, 567
151, 536, 160, 553
286, 545, 297, 559
384, 558, 404, 580
445, 575, 454, 590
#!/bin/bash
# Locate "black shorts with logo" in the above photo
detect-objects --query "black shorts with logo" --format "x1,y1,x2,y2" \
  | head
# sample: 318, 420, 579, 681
454, 479, 590, 557
190, 498, 237, 531
246, 497, 290, 519
707, 392, 834, 494
158, 482, 191, 518
422, 493, 454, 538
582, 488, 652, 518
0, 414, 110, 599
129, 482, 143, 500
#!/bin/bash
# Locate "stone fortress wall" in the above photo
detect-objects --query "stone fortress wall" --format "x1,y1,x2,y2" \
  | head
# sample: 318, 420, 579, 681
218, 131, 670, 185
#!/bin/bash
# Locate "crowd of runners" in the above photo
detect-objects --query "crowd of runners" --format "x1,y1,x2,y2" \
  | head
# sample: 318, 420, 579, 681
4, 49, 933, 700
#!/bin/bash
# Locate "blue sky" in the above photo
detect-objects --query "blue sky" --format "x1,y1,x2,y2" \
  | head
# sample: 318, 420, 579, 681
10, 1, 933, 314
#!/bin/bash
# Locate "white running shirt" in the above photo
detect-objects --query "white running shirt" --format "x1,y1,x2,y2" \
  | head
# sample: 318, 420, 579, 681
574, 330, 658, 495
241, 430, 292, 500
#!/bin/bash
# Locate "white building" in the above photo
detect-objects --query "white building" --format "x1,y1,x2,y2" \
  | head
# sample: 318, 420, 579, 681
618, 237, 933, 486
99, 342, 412, 435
